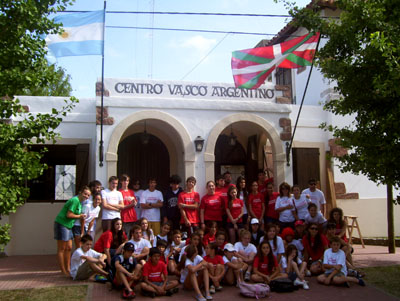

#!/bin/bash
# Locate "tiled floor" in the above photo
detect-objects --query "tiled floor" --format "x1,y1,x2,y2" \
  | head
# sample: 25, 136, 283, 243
1, 245, 399, 300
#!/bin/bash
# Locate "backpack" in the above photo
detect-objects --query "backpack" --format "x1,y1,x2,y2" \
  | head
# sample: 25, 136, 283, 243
239, 282, 270, 299
269, 278, 297, 293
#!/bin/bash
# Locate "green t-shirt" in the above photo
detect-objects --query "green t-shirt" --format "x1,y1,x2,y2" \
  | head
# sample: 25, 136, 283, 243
55, 196, 82, 229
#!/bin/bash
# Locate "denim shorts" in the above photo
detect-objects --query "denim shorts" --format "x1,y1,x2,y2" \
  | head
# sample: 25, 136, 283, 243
72, 225, 82, 237
54, 222, 73, 241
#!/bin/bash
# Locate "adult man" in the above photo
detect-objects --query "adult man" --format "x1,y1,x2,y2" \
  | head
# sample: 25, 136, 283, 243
302, 179, 326, 216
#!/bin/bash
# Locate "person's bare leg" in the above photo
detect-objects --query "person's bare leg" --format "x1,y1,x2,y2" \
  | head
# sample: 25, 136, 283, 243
190, 272, 204, 297
63, 240, 73, 275
203, 268, 210, 296
57, 240, 69, 276
89, 262, 108, 277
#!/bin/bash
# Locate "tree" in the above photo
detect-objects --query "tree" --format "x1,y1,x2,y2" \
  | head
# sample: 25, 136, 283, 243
0, 0, 77, 250
283, 0, 399, 252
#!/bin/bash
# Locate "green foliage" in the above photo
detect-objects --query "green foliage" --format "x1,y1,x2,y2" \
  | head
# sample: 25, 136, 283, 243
0, 0, 76, 250
285, 0, 400, 194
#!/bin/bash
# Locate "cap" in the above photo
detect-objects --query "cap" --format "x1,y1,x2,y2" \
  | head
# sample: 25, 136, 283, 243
224, 243, 236, 252
123, 242, 135, 252
294, 220, 305, 227
250, 218, 259, 225
281, 227, 295, 240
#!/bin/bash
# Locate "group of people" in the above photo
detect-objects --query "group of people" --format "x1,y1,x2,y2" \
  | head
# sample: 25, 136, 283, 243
53, 171, 365, 300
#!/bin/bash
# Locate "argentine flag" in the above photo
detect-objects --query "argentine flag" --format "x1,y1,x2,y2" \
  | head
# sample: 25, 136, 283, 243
46, 10, 104, 57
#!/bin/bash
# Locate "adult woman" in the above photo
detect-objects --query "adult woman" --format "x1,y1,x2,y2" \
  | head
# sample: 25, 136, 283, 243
94, 217, 127, 266
236, 176, 249, 227
291, 184, 311, 221
302, 222, 329, 275
328, 207, 348, 242
54, 186, 90, 276
264, 183, 279, 225
200, 181, 224, 230
275, 182, 296, 230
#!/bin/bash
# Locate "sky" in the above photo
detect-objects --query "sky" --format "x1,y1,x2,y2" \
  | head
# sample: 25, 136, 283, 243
53, 0, 312, 98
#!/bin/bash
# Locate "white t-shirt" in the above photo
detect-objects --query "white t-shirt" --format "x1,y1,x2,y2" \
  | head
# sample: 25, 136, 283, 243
291, 194, 311, 220
134, 189, 144, 219
179, 245, 206, 261
153, 234, 168, 247
260, 236, 285, 257
140, 189, 164, 222
101, 188, 123, 220
76, 203, 101, 231
70, 247, 101, 279
323, 248, 347, 275
234, 242, 257, 255
302, 188, 326, 213
239, 191, 248, 215
305, 212, 327, 224
128, 238, 151, 255
280, 256, 303, 273
275, 196, 296, 222
223, 255, 238, 271
180, 254, 203, 283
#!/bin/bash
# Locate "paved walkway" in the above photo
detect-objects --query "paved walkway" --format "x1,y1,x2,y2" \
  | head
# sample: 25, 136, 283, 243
0, 245, 399, 300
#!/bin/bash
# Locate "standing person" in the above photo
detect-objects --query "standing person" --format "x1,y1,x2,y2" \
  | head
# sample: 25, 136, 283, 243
132, 179, 144, 220
200, 181, 224, 230
85, 180, 102, 240
275, 182, 296, 230
223, 171, 235, 188
236, 176, 249, 228
291, 185, 311, 221
140, 178, 164, 236
225, 185, 244, 243
264, 182, 280, 225
54, 186, 90, 276
119, 174, 138, 238
257, 170, 268, 196
248, 181, 265, 226
101, 176, 124, 232
81, 192, 102, 241
178, 176, 201, 236
302, 179, 326, 217
215, 175, 228, 204
162, 175, 183, 230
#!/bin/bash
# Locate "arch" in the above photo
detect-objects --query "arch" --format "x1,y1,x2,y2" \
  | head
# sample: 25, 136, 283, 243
204, 113, 286, 187
106, 110, 195, 180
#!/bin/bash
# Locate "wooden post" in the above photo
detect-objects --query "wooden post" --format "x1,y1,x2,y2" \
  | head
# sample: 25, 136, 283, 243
387, 184, 395, 254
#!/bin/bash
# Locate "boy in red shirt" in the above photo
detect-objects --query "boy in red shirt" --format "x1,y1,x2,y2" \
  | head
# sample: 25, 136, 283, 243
119, 174, 138, 237
178, 176, 200, 236
141, 247, 179, 298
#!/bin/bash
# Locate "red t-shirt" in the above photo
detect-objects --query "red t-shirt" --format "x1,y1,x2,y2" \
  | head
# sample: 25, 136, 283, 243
253, 254, 278, 275
143, 260, 167, 282
204, 255, 224, 267
302, 234, 329, 261
94, 230, 127, 253
266, 192, 280, 219
200, 194, 224, 221
225, 198, 244, 223
119, 189, 137, 223
248, 193, 264, 219
215, 187, 228, 205
178, 191, 200, 224
203, 233, 216, 246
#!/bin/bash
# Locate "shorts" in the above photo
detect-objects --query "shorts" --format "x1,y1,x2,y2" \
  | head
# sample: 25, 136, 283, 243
226, 222, 244, 229
153, 281, 165, 287
72, 225, 82, 237
74, 260, 94, 280
54, 222, 73, 241
324, 271, 345, 278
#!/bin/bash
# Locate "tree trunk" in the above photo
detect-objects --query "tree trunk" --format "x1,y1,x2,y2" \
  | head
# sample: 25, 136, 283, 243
387, 184, 395, 254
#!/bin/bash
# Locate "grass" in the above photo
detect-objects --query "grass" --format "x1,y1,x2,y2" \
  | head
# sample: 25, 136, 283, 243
361, 265, 400, 298
0, 285, 87, 301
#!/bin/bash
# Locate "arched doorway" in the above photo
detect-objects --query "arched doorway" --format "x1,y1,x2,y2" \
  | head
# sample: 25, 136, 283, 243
117, 133, 170, 191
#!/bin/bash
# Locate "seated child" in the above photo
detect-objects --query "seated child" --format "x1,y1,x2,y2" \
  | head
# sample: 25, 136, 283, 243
141, 247, 179, 298
203, 221, 218, 246
70, 234, 108, 281
317, 236, 365, 287
110, 242, 142, 299
249, 218, 264, 247
126, 225, 151, 265
304, 203, 327, 231
153, 221, 171, 247
233, 229, 257, 281
156, 239, 168, 265
281, 227, 304, 260
326, 223, 355, 269
251, 241, 286, 284
215, 231, 227, 256
167, 229, 185, 276
222, 243, 247, 286
281, 244, 309, 289
179, 244, 212, 301
203, 243, 224, 293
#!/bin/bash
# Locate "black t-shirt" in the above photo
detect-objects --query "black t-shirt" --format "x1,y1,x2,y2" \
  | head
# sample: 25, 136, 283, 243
111, 254, 137, 274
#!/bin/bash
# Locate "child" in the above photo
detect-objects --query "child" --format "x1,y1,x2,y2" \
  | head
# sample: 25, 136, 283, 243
140, 217, 155, 246
249, 218, 264, 247
156, 239, 169, 265
281, 227, 304, 260
260, 223, 285, 263
226, 186, 244, 243
215, 231, 227, 256
140, 178, 164, 235
141, 247, 179, 297
222, 243, 247, 286
234, 229, 257, 282
275, 182, 296, 230
70, 234, 108, 281
119, 174, 138, 238
305, 203, 327, 231
291, 185, 311, 221
111, 242, 142, 299
281, 244, 309, 289
178, 176, 201, 236
302, 223, 329, 275
248, 181, 265, 226
203, 243, 224, 293
162, 175, 183, 230
180, 244, 212, 301
127, 225, 151, 265
167, 229, 185, 275
179, 233, 205, 261
153, 221, 171, 247
132, 179, 144, 219
326, 223, 356, 271
251, 241, 285, 284
82, 192, 102, 241
236, 176, 249, 227
317, 236, 365, 287
203, 221, 217, 246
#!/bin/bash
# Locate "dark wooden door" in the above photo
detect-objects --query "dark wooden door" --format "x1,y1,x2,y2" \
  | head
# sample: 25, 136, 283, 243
214, 134, 246, 179
292, 148, 320, 190
117, 133, 170, 192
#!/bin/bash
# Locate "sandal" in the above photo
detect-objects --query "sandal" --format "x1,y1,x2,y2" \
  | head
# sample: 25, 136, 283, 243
195, 294, 206, 301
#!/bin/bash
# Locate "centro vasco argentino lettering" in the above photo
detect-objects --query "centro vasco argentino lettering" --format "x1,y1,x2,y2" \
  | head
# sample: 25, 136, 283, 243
114, 82, 274, 99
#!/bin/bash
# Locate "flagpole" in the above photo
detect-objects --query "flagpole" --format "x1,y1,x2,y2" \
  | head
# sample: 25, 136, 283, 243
286, 33, 321, 166
99, 0, 106, 167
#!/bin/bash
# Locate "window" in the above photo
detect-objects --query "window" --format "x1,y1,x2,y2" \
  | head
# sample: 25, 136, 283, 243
275, 68, 292, 85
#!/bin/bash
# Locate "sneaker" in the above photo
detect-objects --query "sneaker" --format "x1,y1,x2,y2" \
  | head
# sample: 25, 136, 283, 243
244, 271, 251, 282
209, 285, 216, 294
195, 294, 206, 301
303, 281, 310, 290
128, 291, 136, 299
293, 278, 304, 286
358, 278, 366, 287
95, 274, 108, 283
215, 286, 223, 291
305, 270, 312, 277
122, 289, 132, 299
205, 295, 213, 300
